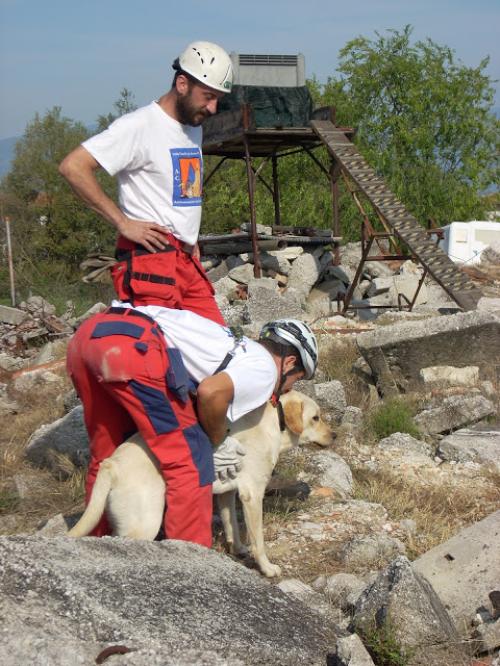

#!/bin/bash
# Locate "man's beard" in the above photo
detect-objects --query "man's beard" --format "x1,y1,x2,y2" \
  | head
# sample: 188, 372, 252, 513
175, 92, 209, 127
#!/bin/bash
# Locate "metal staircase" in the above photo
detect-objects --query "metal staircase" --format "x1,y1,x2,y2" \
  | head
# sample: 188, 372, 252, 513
311, 120, 482, 311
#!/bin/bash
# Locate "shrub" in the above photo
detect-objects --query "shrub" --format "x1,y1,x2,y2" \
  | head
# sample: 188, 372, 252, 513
367, 398, 420, 440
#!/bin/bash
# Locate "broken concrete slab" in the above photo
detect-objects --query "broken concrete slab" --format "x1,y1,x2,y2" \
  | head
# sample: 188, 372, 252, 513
356, 310, 500, 396
0, 305, 28, 326
437, 425, 500, 469
414, 394, 495, 435
412, 510, 500, 639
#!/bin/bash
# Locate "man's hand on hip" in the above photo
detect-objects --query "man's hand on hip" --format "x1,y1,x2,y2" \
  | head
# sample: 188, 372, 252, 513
213, 436, 246, 482
117, 217, 171, 252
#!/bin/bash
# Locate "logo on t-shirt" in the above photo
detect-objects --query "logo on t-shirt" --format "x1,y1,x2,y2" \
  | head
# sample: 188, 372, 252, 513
170, 148, 202, 207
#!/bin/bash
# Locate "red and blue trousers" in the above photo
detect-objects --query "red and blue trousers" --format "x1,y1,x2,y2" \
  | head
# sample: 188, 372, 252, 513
110, 234, 225, 325
66, 307, 214, 547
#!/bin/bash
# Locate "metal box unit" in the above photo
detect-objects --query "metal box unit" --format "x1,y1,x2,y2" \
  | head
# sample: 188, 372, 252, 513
439, 221, 500, 265
230, 53, 305, 87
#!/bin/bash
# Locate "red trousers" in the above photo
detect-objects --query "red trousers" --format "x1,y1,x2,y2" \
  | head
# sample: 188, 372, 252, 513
67, 308, 214, 547
111, 234, 225, 325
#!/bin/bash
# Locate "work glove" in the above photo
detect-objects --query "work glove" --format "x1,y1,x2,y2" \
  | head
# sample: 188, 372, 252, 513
213, 436, 246, 482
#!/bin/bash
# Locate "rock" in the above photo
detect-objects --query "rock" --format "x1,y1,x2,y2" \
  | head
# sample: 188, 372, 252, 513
340, 534, 406, 570
287, 249, 325, 301
0, 352, 25, 372
19, 295, 56, 316
480, 241, 500, 265
314, 381, 347, 422
207, 256, 244, 283
351, 556, 460, 664
0, 536, 341, 666
305, 288, 333, 318
438, 425, 500, 469
309, 450, 353, 498
240, 221, 272, 235
320, 573, 367, 612
63, 388, 80, 413
242, 283, 304, 334
277, 579, 336, 620
228, 263, 256, 284
327, 264, 355, 286
414, 395, 495, 435
213, 275, 240, 300
241, 250, 292, 275
74, 302, 107, 325
378, 433, 433, 457
413, 510, 500, 637
30, 339, 68, 366
0, 304, 28, 325
477, 297, 500, 312
12, 368, 65, 393
25, 405, 89, 473
0, 383, 19, 416
331, 633, 376, 666
36, 513, 71, 536
341, 407, 364, 430
420, 365, 479, 387
356, 310, 500, 396
473, 616, 500, 653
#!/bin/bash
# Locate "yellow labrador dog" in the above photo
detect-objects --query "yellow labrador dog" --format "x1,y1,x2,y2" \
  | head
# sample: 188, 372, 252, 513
68, 390, 334, 577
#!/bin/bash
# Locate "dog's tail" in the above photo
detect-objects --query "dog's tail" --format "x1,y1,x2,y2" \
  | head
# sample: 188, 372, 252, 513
68, 460, 113, 537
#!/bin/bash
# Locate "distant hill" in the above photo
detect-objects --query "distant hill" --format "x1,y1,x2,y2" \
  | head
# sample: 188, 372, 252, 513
0, 136, 19, 180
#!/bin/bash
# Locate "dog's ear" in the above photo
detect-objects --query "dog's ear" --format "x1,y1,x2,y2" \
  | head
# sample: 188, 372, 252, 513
283, 397, 303, 435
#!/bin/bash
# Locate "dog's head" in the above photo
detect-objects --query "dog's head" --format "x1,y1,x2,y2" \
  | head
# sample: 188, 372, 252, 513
280, 390, 335, 448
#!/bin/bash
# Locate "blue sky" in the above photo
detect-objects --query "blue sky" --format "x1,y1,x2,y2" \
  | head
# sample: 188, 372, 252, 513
0, 0, 498, 139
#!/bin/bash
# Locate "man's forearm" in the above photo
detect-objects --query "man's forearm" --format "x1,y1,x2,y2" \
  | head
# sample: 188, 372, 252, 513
59, 147, 126, 231
196, 373, 234, 445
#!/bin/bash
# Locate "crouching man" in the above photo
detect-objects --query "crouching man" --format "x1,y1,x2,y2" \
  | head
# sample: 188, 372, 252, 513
67, 305, 318, 548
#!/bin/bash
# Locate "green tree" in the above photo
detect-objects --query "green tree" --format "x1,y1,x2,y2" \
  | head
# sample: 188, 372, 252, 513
97, 87, 137, 131
327, 25, 499, 225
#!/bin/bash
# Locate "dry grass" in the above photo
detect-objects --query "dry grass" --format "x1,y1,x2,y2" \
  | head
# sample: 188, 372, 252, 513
0, 371, 86, 534
318, 336, 370, 408
353, 467, 500, 558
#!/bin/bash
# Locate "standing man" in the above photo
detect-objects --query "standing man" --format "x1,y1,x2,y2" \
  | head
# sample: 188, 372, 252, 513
59, 41, 233, 324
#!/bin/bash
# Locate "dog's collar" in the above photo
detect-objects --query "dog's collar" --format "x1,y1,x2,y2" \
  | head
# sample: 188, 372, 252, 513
271, 394, 286, 432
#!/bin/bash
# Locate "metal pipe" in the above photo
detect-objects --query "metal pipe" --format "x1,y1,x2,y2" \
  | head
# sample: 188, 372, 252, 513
243, 134, 261, 278
272, 155, 281, 227
4, 216, 16, 306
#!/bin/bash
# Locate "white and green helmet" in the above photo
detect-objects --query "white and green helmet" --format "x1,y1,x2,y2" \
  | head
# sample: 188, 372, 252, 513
176, 41, 233, 93
260, 319, 318, 380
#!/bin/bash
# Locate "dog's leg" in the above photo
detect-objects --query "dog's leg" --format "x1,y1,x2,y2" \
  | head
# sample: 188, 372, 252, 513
239, 488, 281, 578
68, 461, 113, 537
216, 491, 248, 557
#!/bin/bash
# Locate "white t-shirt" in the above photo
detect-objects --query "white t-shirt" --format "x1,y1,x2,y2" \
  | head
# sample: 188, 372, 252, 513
112, 301, 278, 422
83, 102, 203, 245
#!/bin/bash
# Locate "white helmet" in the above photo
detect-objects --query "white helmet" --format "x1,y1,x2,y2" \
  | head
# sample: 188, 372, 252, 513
260, 319, 318, 380
175, 41, 233, 93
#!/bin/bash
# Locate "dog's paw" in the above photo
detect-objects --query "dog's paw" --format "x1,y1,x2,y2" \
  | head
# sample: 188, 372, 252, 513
260, 562, 281, 578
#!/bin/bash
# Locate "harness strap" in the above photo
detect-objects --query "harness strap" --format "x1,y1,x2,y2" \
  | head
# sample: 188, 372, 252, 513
106, 306, 156, 325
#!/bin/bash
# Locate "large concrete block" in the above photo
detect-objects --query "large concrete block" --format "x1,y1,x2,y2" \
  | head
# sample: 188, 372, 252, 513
356, 310, 500, 395
413, 510, 500, 636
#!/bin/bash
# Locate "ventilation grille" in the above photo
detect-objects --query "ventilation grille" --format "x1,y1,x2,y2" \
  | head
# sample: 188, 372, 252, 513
238, 54, 299, 67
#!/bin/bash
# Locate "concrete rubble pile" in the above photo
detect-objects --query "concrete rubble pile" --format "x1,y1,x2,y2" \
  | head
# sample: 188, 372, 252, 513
1, 239, 500, 665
